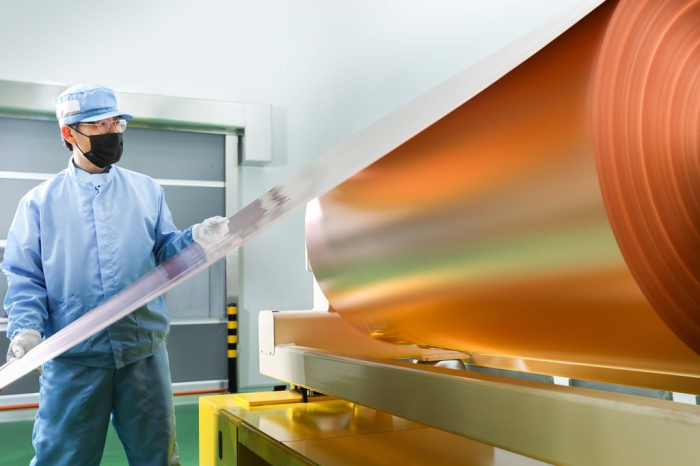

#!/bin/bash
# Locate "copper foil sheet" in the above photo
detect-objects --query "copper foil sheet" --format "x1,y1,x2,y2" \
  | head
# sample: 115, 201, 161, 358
307, 1, 700, 380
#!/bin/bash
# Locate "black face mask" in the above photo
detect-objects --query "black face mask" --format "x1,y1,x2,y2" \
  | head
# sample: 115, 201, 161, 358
74, 131, 124, 168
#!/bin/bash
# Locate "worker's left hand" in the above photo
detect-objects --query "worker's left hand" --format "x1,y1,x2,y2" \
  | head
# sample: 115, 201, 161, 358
193, 216, 229, 248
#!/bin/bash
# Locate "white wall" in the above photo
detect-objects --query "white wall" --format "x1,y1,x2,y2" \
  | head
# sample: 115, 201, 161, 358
0, 0, 585, 388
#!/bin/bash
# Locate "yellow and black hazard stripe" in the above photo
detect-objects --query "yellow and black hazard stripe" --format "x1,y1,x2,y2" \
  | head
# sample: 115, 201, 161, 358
227, 303, 238, 392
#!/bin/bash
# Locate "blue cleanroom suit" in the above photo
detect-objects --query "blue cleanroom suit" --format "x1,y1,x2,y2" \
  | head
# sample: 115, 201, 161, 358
1, 160, 193, 465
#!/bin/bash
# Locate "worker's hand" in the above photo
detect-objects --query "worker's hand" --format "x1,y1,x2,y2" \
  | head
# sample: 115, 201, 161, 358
7, 329, 43, 375
193, 216, 229, 248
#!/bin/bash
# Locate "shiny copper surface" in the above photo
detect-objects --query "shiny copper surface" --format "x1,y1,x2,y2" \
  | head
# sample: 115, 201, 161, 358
306, 1, 700, 380
593, 0, 700, 354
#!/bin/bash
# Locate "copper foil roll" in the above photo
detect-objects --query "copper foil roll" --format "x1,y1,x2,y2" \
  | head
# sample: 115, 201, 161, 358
306, 1, 700, 378
594, 0, 700, 355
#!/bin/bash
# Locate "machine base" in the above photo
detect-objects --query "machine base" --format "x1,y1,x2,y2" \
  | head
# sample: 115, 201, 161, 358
199, 392, 550, 465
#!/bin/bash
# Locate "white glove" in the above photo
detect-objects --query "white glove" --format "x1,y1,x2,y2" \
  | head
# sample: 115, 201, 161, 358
192, 216, 229, 248
7, 329, 43, 375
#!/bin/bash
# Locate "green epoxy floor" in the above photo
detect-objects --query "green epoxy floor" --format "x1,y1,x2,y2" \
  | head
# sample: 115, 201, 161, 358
0, 402, 199, 465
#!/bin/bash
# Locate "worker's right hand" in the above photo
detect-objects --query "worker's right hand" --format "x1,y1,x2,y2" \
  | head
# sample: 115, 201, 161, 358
7, 329, 43, 375
193, 216, 230, 248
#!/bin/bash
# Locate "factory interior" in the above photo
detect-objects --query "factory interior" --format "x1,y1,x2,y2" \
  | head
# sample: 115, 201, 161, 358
1, 0, 700, 465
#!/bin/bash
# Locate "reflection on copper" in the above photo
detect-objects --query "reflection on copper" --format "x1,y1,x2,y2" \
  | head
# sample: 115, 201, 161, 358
253, 401, 405, 440
306, 0, 700, 382
593, 0, 700, 354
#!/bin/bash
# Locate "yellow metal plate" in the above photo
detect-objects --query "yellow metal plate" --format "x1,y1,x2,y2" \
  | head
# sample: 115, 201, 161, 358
233, 391, 303, 408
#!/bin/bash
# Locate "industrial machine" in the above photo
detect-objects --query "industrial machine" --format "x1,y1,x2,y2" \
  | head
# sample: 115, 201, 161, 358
201, 0, 700, 464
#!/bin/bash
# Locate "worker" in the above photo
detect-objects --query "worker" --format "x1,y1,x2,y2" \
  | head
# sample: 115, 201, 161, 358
1, 83, 229, 466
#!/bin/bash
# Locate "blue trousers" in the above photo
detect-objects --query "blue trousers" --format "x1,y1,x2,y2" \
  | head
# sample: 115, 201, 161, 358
30, 348, 180, 466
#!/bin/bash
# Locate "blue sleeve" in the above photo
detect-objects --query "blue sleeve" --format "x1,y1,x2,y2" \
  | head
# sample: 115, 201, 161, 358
1, 198, 48, 340
153, 188, 195, 265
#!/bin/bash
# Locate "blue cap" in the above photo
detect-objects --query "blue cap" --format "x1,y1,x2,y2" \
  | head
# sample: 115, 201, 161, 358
54, 84, 133, 126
